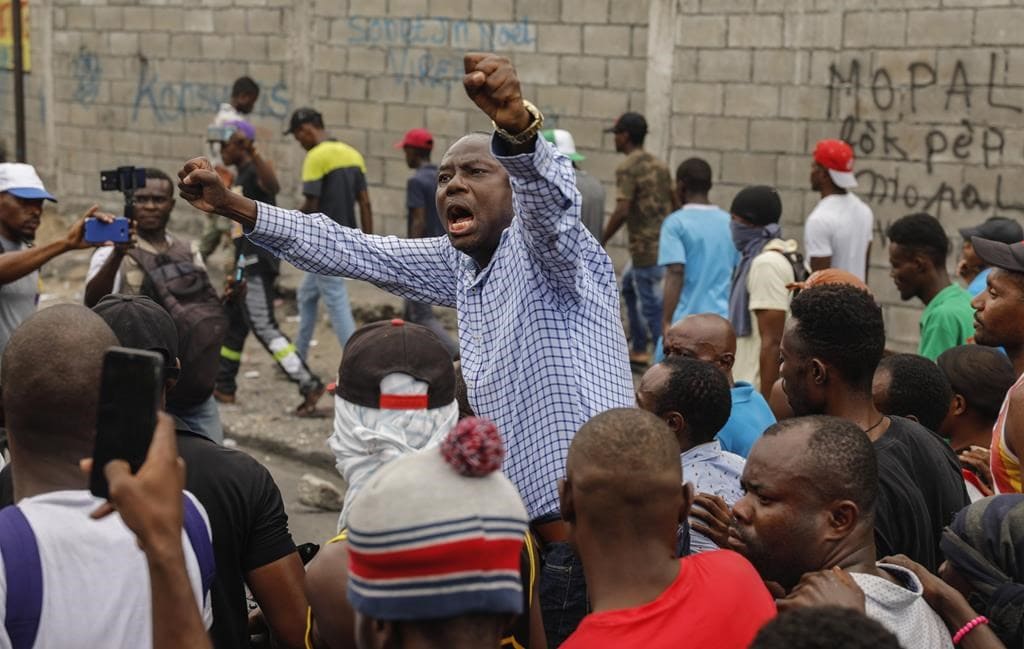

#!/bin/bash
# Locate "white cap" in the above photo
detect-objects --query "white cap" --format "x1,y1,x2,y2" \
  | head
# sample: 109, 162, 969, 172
0, 163, 57, 202
827, 169, 858, 189
541, 129, 584, 162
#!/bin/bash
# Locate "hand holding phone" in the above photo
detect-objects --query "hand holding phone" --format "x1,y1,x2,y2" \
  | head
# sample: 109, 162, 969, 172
89, 347, 164, 499
84, 216, 131, 245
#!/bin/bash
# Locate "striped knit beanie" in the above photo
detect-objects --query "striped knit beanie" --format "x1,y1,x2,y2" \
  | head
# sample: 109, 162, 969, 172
346, 418, 528, 621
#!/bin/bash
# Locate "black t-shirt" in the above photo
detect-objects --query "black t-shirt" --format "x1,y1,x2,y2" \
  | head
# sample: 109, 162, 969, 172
873, 433, 936, 570
233, 161, 279, 275
873, 416, 969, 571
176, 429, 297, 649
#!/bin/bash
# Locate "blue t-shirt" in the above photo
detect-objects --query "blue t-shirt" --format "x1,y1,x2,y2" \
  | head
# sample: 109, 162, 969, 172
967, 267, 992, 297
406, 164, 445, 238
658, 204, 738, 323
716, 382, 776, 458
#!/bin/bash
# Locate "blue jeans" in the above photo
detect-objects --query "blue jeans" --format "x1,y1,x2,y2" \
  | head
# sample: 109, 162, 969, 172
404, 300, 459, 359
167, 395, 223, 444
296, 273, 357, 359
621, 264, 664, 353
539, 541, 589, 647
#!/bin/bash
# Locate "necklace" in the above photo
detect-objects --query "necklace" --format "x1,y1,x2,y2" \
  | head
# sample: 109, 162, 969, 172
863, 416, 886, 434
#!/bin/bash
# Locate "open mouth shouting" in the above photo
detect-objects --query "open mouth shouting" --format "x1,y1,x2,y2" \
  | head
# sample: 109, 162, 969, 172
446, 203, 476, 237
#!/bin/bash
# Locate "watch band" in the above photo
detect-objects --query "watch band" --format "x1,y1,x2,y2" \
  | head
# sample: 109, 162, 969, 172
493, 100, 544, 145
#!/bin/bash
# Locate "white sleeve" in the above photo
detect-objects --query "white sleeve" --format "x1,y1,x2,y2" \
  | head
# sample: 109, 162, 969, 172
803, 211, 833, 258
86, 247, 123, 293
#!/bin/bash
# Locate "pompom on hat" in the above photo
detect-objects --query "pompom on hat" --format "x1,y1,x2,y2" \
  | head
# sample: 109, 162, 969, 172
346, 417, 528, 621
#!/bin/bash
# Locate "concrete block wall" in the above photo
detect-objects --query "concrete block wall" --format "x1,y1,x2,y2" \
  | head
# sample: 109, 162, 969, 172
2, 0, 1022, 348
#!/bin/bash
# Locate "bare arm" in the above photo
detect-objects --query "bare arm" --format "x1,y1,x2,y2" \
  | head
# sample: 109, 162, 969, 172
356, 190, 373, 235
251, 150, 281, 196
1004, 388, 1024, 461
809, 256, 831, 272
304, 541, 357, 649
601, 198, 630, 247
408, 207, 427, 239
754, 308, 786, 398
1, 207, 103, 285
84, 247, 127, 307
662, 263, 684, 334
246, 552, 309, 649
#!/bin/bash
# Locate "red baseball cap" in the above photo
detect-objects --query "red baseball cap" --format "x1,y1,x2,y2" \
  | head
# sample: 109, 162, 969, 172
813, 139, 857, 189
394, 128, 434, 150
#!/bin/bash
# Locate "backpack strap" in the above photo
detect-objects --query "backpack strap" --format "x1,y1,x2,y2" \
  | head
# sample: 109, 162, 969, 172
182, 495, 216, 596
0, 506, 42, 649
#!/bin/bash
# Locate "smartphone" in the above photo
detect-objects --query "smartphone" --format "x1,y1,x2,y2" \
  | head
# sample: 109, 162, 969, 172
89, 347, 164, 499
84, 217, 130, 244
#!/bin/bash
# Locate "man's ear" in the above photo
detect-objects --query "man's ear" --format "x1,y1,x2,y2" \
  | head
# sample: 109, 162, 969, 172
719, 352, 736, 372
810, 358, 827, 385
950, 394, 967, 417
559, 477, 575, 524
663, 411, 685, 437
679, 481, 695, 525
825, 500, 860, 541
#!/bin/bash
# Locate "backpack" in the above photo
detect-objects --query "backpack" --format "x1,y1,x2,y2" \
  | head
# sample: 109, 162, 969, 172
128, 241, 228, 407
772, 249, 810, 289
0, 496, 215, 649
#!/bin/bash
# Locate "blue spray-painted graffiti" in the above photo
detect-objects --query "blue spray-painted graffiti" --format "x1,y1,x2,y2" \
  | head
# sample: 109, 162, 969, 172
345, 16, 534, 87
71, 48, 101, 105
131, 59, 290, 123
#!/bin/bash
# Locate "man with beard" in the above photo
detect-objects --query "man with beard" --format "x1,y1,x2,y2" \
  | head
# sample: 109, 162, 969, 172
969, 237, 1024, 493
0, 163, 111, 358
730, 415, 953, 649
176, 53, 634, 645
778, 283, 968, 569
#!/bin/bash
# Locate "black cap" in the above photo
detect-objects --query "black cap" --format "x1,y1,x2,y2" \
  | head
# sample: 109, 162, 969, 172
337, 319, 455, 410
959, 217, 1023, 245
730, 185, 783, 226
283, 107, 323, 135
604, 112, 648, 139
972, 236, 1024, 274
91, 294, 179, 368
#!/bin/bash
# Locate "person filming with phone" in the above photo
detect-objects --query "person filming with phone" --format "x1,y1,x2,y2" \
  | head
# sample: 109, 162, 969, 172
0, 163, 115, 361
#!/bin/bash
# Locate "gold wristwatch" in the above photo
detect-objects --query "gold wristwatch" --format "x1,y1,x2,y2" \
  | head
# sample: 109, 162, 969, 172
493, 100, 544, 145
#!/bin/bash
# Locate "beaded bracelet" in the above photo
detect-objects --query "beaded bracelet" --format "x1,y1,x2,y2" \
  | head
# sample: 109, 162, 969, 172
952, 615, 989, 645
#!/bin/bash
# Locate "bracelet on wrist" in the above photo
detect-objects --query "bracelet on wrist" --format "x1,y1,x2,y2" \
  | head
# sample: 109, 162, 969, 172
952, 615, 989, 645
492, 100, 544, 146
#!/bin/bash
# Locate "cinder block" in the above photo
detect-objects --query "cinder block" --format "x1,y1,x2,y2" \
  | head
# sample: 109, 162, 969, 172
694, 116, 748, 151
671, 82, 723, 115
315, 0, 350, 18
513, 53, 560, 84
582, 25, 631, 56
697, 50, 752, 82
607, 59, 647, 90
516, 0, 562, 22
472, 0, 514, 21
675, 15, 727, 48
201, 34, 233, 59
139, 32, 171, 58
723, 84, 780, 118
350, 0, 386, 14
721, 151, 777, 186
561, 0, 608, 24
536, 85, 583, 116
907, 10, 972, 47
579, 88, 630, 119
232, 35, 268, 60
610, 0, 648, 25
537, 24, 581, 54
108, 32, 140, 56
559, 56, 607, 87
632, 26, 647, 57
122, 7, 153, 31
183, 10, 215, 33
349, 101, 386, 129
754, 49, 810, 85
386, 104, 426, 131
348, 47, 388, 74
151, 8, 185, 31
429, 0, 471, 17
670, 114, 694, 148
213, 8, 246, 33
367, 77, 405, 103
843, 11, 906, 48
974, 9, 1024, 45
727, 14, 783, 48
778, 84, 827, 120
407, 82, 451, 106
749, 118, 805, 153
783, 11, 841, 49
390, 0, 430, 17
94, 7, 124, 30
65, 6, 94, 30
247, 8, 283, 35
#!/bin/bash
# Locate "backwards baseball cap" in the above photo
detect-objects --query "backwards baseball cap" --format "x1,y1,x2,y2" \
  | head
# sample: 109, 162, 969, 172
337, 319, 455, 410
542, 129, 585, 162
959, 217, 1023, 246
91, 294, 179, 371
604, 112, 648, 140
0, 163, 57, 202
972, 236, 1024, 274
282, 107, 323, 135
813, 139, 858, 189
394, 128, 434, 150
730, 185, 783, 226
346, 417, 528, 621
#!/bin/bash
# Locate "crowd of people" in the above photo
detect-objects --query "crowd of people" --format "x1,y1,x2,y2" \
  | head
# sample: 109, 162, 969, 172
0, 52, 1023, 649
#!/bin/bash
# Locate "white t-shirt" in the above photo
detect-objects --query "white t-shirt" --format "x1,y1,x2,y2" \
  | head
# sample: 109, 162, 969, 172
803, 193, 874, 281
0, 490, 212, 649
734, 240, 797, 391
851, 564, 954, 649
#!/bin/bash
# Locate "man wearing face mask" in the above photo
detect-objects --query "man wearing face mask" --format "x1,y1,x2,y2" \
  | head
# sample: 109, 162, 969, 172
728, 185, 800, 397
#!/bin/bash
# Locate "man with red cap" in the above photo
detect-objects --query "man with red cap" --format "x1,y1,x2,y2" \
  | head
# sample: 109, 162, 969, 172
395, 128, 458, 358
805, 139, 875, 281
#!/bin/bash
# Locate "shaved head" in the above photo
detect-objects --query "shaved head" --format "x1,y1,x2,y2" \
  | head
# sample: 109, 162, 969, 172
563, 408, 683, 543
664, 314, 737, 380
2, 305, 118, 457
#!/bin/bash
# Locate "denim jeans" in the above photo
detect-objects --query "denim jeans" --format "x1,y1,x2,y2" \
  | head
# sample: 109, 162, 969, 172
167, 395, 223, 444
621, 264, 664, 353
296, 273, 357, 359
539, 541, 589, 647
404, 300, 459, 359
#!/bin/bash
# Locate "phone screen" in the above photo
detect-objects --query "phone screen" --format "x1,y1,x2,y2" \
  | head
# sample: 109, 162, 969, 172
89, 347, 164, 499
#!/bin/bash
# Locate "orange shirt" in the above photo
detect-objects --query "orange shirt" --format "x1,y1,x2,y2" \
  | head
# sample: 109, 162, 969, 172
991, 373, 1024, 494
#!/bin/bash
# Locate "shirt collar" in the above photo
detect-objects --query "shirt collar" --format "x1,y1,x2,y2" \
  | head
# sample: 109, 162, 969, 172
682, 439, 724, 463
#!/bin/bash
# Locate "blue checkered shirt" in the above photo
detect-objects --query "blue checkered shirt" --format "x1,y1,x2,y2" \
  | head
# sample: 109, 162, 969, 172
247, 135, 634, 518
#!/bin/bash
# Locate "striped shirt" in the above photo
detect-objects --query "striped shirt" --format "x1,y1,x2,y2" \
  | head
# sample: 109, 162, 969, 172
247, 135, 634, 518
